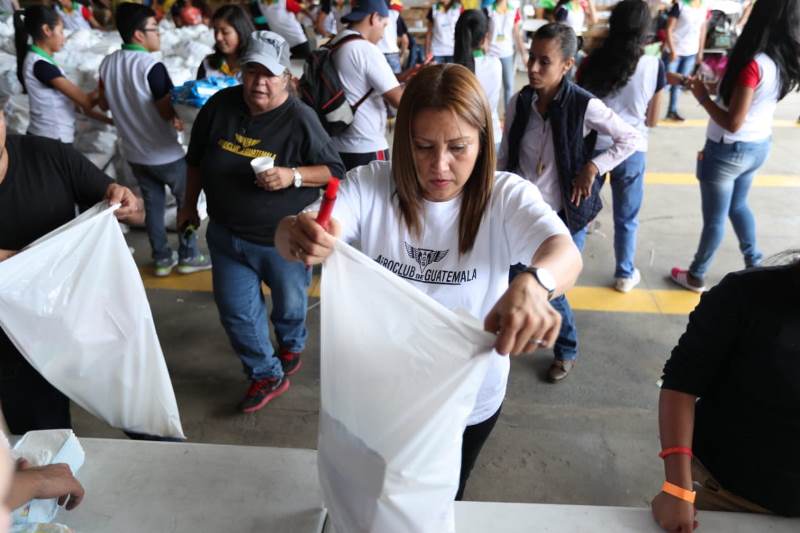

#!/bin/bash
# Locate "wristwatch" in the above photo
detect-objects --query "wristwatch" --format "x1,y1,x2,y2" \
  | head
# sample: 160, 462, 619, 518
291, 167, 302, 188
523, 267, 556, 300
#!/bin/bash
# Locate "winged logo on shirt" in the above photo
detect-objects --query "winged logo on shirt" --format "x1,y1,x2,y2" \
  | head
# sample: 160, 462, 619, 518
404, 242, 449, 272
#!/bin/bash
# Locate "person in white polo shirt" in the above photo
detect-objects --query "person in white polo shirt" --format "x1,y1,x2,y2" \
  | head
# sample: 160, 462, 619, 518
426, 0, 462, 63
330, 0, 406, 171
98, 3, 211, 277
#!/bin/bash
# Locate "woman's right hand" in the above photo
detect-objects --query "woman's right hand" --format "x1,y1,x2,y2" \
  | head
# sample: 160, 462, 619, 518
651, 491, 698, 532
279, 212, 341, 267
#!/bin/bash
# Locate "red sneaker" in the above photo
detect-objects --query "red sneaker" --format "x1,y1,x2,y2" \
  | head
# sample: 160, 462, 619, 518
239, 376, 290, 413
278, 350, 303, 377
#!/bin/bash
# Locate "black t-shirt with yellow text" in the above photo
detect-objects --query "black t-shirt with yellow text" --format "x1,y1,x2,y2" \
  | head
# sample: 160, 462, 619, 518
186, 87, 345, 245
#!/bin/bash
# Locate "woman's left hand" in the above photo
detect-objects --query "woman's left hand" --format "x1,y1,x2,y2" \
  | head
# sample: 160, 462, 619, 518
105, 183, 143, 223
255, 167, 294, 191
483, 273, 562, 356
571, 161, 598, 207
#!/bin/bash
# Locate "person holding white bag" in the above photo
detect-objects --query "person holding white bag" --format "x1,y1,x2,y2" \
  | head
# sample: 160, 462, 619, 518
0, 108, 139, 435
276, 63, 582, 499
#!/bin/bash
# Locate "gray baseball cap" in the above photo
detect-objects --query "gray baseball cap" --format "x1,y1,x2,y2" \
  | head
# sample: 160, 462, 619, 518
240, 31, 291, 75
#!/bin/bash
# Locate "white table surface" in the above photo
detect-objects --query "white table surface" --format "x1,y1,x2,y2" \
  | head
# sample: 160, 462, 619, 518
54, 438, 799, 533
454, 501, 799, 533
61, 439, 326, 533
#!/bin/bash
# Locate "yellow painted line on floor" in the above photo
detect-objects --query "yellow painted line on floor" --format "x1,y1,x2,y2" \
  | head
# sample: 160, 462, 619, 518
657, 119, 798, 128
141, 269, 700, 315
645, 172, 800, 187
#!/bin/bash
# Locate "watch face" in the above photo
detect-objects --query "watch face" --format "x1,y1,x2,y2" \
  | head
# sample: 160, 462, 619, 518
535, 268, 556, 292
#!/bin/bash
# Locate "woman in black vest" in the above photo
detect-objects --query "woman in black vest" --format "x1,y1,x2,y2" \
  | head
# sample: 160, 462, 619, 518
498, 23, 639, 382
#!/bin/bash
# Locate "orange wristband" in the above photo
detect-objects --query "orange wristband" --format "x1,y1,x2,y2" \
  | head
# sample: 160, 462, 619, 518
662, 481, 696, 504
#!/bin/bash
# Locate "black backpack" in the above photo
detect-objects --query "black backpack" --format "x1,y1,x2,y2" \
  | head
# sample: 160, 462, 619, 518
299, 33, 374, 136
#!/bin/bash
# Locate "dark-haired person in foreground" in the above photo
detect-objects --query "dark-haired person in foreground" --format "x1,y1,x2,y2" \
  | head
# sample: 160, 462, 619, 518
499, 23, 639, 382
653, 252, 800, 531
578, 0, 665, 293
99, 2, 210, 278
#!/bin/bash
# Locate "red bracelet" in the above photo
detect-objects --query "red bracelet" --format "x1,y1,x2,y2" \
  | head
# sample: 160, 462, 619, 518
659, 447, 693, 459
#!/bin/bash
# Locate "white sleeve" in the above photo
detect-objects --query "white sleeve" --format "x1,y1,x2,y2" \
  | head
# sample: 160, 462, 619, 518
584, 98, 641, 175
499, 174, 570, 265
496, 92, 518, 170
363, 44, 401, 96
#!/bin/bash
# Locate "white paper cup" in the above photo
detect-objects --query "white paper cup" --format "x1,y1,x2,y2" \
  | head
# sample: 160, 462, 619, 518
251, 156, 274, 175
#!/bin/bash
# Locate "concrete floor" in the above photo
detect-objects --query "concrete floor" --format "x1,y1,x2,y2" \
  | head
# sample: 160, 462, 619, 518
71, 84, 800, 508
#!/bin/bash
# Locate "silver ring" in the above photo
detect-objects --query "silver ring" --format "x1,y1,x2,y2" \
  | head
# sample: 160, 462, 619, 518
529, 339, 547, 346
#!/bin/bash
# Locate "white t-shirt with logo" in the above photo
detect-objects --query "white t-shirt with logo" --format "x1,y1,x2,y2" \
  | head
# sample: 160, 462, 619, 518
260, 0, 308, 47
487, 5, 520, 59
475, 55, 503, 144
669, 1, 707, 57
428, 3, 462, 58
313, 161, 569, 425
706, 53, 780, 144
331, 30, 400, 153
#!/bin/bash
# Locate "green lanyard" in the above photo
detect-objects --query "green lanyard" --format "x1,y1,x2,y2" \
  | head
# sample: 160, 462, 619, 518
30, 45, 57, 65
472, 50, 485, 58
122, 43, 148, 52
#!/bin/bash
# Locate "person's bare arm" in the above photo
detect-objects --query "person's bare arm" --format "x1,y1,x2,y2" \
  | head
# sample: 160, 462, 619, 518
697, 22, 707, 61
383, 85, 404, 109
0, 249, 17, 261
690, 78, 754, 132
651, 389, 698, 532
154, 94, 177, 122
513, 20, 527, 61
6, 462, 84, 512
177, 165, 204, 231
425, 23, 433, 58
585, 0, 597, 26
646, 90, 663, 127
665, 16, 678, 62
50, 77, 113, 125
315, 10, 330, 37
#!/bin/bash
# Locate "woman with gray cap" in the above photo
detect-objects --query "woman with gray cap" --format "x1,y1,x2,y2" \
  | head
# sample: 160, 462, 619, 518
178, 31, 345, 414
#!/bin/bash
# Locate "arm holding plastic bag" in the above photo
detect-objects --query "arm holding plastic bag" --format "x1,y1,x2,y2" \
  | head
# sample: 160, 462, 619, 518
276, 214, 581, 355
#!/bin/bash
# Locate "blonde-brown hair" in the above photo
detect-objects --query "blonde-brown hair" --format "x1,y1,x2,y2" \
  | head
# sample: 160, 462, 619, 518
392, 63, 495, 255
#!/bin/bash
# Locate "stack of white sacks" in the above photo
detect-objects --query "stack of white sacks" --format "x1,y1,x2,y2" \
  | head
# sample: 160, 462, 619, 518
0, 16, 213, 226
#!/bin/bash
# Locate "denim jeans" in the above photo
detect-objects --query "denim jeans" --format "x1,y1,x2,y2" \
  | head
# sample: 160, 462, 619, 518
206, 221, 311, 381
434, 55, 454, 64
688, 138, 770, 279
509, 227, 586, 361
128, 158, 198, 262
666, 54, 697, 114
498, 54, 515, 109
384, 52, 402, 74
602, 150, 646, 279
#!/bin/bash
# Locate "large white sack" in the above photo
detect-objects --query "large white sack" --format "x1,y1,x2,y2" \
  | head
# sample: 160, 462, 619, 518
319, 240, 495, 533
0, 203, 185, 439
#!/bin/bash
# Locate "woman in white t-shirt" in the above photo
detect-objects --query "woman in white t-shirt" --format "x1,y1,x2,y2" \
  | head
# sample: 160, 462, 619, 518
197, 4, 255, 80
13, 5, 111, 145
259, 0, 311, 59
663, 0, 708, 120
578, 0, 666, 293
315, 0, 349, 38
553, 0, 596, 36
276, 64, 582, 500
485, 0, 527, 108
669, 0, 800, 293
453, 9, 502, 150
425, 0, 462, 63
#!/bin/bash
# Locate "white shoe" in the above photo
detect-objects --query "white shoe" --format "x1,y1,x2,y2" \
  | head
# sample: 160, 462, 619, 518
614, 268, 641, 293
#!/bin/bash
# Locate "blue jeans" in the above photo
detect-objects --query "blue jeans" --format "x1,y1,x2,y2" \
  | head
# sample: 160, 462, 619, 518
509, 227, 586, 361
129, 158, 198, 262
498, 54, 515, 109
666, 54, 696, 114
688, 138, 769, 279
206, 221, 311, 380
605, 151, 646, 279
434, 55, 453, 64
384, 52, 402, 74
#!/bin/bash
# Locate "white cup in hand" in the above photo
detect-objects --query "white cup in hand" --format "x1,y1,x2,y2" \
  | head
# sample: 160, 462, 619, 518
251, 156, 274, 176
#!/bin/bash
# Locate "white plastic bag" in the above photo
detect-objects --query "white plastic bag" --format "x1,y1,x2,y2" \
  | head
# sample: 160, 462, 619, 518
318, 241, 495, 533
0, 203, 185, 439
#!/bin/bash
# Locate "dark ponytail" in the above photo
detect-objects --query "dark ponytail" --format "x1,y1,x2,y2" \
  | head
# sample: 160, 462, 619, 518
14, 6, 61, 93
453, 9, 488, 74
